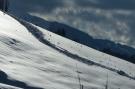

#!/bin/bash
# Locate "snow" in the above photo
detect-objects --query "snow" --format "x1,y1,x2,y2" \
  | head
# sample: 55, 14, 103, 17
0, 11, 135, 89
0, 83, 21, 89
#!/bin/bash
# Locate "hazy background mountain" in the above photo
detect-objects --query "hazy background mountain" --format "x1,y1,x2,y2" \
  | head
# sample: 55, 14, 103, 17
9, 0, 135, 48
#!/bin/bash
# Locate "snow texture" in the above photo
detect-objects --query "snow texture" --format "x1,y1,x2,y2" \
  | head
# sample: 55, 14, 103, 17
0, 11, 135, 89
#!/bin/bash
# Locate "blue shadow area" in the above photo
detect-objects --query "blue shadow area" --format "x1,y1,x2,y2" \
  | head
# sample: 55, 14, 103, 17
0, 71, 43, 89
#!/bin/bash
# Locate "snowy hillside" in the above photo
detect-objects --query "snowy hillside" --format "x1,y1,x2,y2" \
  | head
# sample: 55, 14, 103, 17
0, 11, 135, 89
9, 0, 135, 64
20, 14, 135, 64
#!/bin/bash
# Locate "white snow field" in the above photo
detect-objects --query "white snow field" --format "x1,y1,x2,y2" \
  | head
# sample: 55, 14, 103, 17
0, 11, 135, 89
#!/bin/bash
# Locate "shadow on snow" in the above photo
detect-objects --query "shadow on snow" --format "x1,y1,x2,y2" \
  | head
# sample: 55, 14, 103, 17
0, 70, 43, 89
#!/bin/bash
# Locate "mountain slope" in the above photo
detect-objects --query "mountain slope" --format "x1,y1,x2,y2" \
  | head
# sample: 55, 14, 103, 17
9, 0, 135, 64
9, 13, 135, 64
0, 11, 135, 89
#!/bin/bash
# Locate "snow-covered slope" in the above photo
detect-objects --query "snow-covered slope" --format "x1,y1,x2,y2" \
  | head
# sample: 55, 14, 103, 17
9, 10, 135, 64
0, 11, 135, 89
9, 0, 135, 64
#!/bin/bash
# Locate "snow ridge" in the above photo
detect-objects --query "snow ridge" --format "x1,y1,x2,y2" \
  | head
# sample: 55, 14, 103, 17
17, 18, 135, 81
